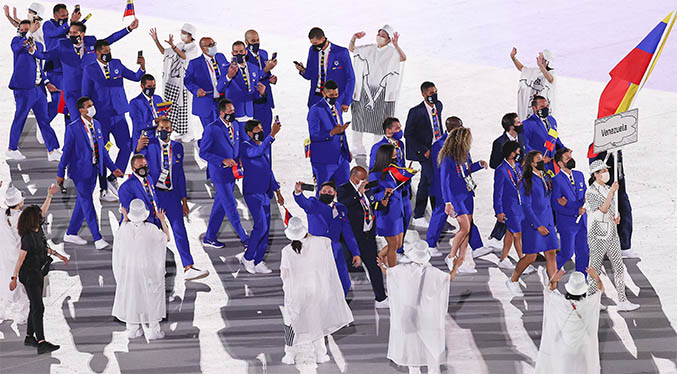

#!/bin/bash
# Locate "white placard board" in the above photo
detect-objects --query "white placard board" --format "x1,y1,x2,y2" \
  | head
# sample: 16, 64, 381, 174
593, 108, 638, 153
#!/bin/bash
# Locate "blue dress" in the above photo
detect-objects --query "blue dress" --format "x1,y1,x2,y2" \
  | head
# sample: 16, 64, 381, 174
440, 154, 482, 216
520, 173, 558, 253
369, 170, 406, 237
493, 160, 525, 234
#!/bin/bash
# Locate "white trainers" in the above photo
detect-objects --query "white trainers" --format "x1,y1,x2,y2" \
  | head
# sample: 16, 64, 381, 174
397, 253, 412, 264
472, 246, 493, 259
63, 233, 87, 245
457, 261, 478, 274
412, 217, 428, 228
375, 298, 389, 309
145, 328, 165, 340
485, 237, 503, 249
505, 279, 524, 297
621, 249, 640, 259
524, 264, 536, 274
241, 257, 256, 274
254, 261, 272, 274
47, 149, 62, 162
100, 190, 118, 202
184, 267, 209, 281
444, 255, 455, 271
126, 324, 143, 338
600, 304, 607, 311
5, 149, 26, 160
498, 258, 515, 270
428, 247, 443, 257
94, 239, 110, 250
616, 300, 640, 312
281, 347, 295, 365
316, 354, 331, 364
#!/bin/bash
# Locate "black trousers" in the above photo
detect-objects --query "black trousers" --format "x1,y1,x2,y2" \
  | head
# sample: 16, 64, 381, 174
24, 278, 45, 341
343, 228, 387, 301
414, 159, 435, 219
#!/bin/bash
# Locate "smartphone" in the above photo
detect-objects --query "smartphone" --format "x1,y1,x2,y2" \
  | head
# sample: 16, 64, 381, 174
365, 180, 378, 190
300, 183, 315, 192
74, 4, 81, 13
271, 52, 277, 60
231, 57, 237, 64
293, 61, 301, 66
274, 115, 280, 124
137, 50, 143, 58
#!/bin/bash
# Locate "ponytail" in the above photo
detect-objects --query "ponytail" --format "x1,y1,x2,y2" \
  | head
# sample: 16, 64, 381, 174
291, 240, 302, 254
588, 174, 596, 186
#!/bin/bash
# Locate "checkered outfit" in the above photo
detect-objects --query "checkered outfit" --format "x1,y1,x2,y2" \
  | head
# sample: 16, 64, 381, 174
164, 82, 189, 135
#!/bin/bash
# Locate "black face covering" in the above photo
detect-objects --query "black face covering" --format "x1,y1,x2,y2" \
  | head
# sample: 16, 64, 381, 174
514, 152, 522, 163
249, 43, 260, 53
70, 35, 81, 44
535, 160, 545, 171
537, 107, 550, 118
58, 18, 67, 26
252, 131, 263, 142
565, 158, 576, 170
135, 166, 149, 178
158, 130, 171, 141
326, 97, 337, 106
223, 113, 235, 123
312, 39, 326, 52
514, 125, 524, 134
426, 93, 438, 104
319, 193, 334, 205
101, 52, 112, 62
143, 87, 155, 97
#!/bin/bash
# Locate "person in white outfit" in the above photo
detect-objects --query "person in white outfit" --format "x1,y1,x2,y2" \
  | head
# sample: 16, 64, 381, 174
279, 216, 354, 368
510, 47, 556, 120
585, 160, 639, 312
535, 267, 604, 374
112, 199, 170, 340
386, 240, 461, 374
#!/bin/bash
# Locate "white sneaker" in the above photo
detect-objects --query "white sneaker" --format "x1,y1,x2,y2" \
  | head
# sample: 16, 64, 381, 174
184, 267, 209, 281
616, 300, 640, 312
505, 279, 524, 297
316, 354, 331, 364
457, 261, 478, 274
254, 261, 272, 274
621, 249, 640, 259
498, 258, 515, 270
375, 298, 389, 309
524, 264, 536, 274
94, 239, 110, 250
281, 352, 295, 365
412, 217, 428, 228
397, 253, 412, 264
485, 237, 503, 249
146, 328, 165, 340
444, 255, 455, 271
428, 247, 443, 257
600, 304, 607, 311
408, 367, 422, 374
241, 257, 256, 274
472, 246, 493, 259
63, 233, 87, 245
47, 149, 62, 162
36, 127, 44, 144
126, 325, 143, 339
100, 190, 118, 202
5, 149, 26, 160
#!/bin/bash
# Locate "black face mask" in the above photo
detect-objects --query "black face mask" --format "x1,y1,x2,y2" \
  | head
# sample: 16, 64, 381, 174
249, 43, 260, 53
319, 193, 334, 205
143, 87, 155, 97
135, 166, 149, 177
514, 125, 524, 134
426, 93, 438, 105
312, 39, 326, 52
223, 113, 235, 123
234, 53, 245, 64
514, 152, 522, 163
58, 18, 67, 26
565, 159, 576, 170
101, 52, 112, 62
70, 35, 81, 44
18, 31, 27, 38
537, 107, 550, 118
326, 97, 337, 106
252, 131, 263, 142
535, 160, 545, 171
158, 130, 171, 141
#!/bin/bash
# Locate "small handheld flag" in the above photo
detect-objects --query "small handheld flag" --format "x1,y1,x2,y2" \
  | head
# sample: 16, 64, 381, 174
283, 206, 292, 226
232, 164, 244, 179
123, 0, 135, 18
385, 164, 418, 183
303, 138, 311, 158
56, 91, 66, 114
82, 13, 92, 23
157, 101, 172, 113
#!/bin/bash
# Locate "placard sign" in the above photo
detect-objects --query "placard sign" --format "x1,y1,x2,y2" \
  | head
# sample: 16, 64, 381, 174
593, 108, 638, 153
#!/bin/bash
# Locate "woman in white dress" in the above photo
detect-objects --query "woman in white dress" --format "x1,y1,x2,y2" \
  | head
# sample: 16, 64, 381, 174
112, 199, 170, 340
510, 47, 556, 120
279, 216, 354, 367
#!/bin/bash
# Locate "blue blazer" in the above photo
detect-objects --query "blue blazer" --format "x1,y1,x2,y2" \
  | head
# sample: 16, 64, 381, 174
199, 118, 241, 183
551, 170, 587, 228
429, 133, 448, 199
489, 132, 527, 170
9, 37, 46, 90
293, 193, 360, 256
307, 99, 351, 164
42, 19, 69, 73
523, 114, 565, 158
369, 170, 405, 214
404, 101, 443, 162
81, 59, 143, 118
368, 136, 405, 170
57, 117, 116, 181
241, 135, 279, 196
45, 28, 130, 96
118, 175, 161, 227
493, 160, 523, 215
139, 139, 187, 199
129, 92, 163, 149
184, 53, 229, 117
519, 174, 555, 230
218, 61, 265, 118
246, 48, 274, 108
300, 43, 355, 107
440, 154, 482, 207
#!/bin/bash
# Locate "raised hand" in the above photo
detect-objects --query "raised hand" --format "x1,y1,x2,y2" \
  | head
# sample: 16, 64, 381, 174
353, 31, 366, 39
392, 32, 400, 46
510, 47, 517, 59
149, 27, 158, 41
165, 34, 175, 48
128, 18, 139, 31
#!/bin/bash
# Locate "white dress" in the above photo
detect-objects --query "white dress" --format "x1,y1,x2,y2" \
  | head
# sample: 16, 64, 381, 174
386, 262, 450, 367
111, 222, 167, 324
517, 67, 557, 120
535, 288, 601, 374
0, 210, 29, 323
279, 236, 353, 345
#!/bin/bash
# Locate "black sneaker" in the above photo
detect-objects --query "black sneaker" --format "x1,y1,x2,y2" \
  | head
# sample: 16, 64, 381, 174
24, 336, 38, 347
37, 341, 60, 354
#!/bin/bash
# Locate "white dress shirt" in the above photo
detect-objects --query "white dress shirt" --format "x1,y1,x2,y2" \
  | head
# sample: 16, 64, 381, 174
350, 179, 373, 232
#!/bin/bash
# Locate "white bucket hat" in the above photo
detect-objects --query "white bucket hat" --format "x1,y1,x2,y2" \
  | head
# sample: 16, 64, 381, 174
127, 198, 149, 223
404, 240, 431, 265
589, 159, 609, 175
564, 271, 588, 296
379, 24, 395, 38
284, 216, 307, 241
181, 23, 196, 36
542, 49, 555, 63
4, 186, 24, 207
28, 2, 45, 18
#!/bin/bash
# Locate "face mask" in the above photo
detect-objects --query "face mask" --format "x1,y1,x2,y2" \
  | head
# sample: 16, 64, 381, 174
312, 39, 326, 52
252, 131, 263, 142
158, 129, 170, 141
514, 152, 522, 163
143, 87, 155, 97
58, 18, 67, 26
514, 125, 524, 134
101, 52, 112, 62
535, 160, 545, 171
426, 93, 438, 104
86, 105, 96, 117
234, 53, 245, 64
319, 193, 334, 205
392, 130, 403, 140
223, 113, 235, 123
537, 107, 550, 118
18, 31, 27, 38
376, 36, 388, 46
208, 45, 218, 56
181, 34, 191, 43
135, 165, 149, 178
249, 43, 260, 53
600, 172, 610, 183
326, 97, 337, 106
70, 35, 81, 44
565, 158, 576, 170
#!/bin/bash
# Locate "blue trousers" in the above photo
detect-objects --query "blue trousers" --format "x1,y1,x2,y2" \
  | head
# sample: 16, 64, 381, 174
312, 157, 350, 187
98, 114, 132, 175
426, 196, 446, 248
332, 241, 351, 295
198, 110, 218, 129
67, 170, 102, 241
414, 158, 435, 218
556, 221, 589, 273
254, 103, 272, 136
157, 189, 193, 268
617, 187, 633, 250
205, 180, 248, 243
10, 87, 60, 151
243, 193, 271, 264
64, 89, 81, 121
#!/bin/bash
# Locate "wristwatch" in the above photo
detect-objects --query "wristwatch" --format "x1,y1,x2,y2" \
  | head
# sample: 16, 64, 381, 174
10, 276, 16, 280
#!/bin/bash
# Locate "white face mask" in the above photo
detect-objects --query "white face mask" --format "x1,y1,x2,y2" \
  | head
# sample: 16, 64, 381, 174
376, 36, 388, 47
86, 105, 96, 118
208, 46, 218, 56
181, 34, 191, 43
600, 172, 610, 183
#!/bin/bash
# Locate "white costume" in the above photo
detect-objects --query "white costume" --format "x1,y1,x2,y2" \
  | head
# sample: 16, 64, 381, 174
517, 50, 556, 120
387, 240, 449, 374
112, 199, 167, 339
0, 188, 29, 323
162, 23, 199, 136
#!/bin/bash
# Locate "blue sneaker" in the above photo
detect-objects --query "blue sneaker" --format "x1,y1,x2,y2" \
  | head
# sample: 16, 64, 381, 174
202, 238, 225, 248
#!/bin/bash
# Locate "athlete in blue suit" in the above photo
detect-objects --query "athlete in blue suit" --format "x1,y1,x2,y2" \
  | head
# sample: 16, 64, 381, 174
493, 141, 526, 268
294, 182, 361, 295
184, 37, 229, 128
129, 74, 164, 150
56, 97, 122, 250
118, 154, 162, 228
218, 41, 268, 121
551, 148, 589, 274
522, 96, 565, 178
199, 99, 249, 248
245, 30, 278, 136
307, 80, 352, 187
296, 27, 354, 109
239, 119, 284, 274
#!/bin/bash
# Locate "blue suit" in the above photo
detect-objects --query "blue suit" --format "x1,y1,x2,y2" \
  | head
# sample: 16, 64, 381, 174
219, 61, 265, 120
369, 136, 411, 233
307, 99, 351, 186
9, 37, 59, 152
118, 175, 162, 228
300, 43, 355, 108
241, 135, 279, 264
199, 118, 248, 244
184, 53, 229, 128
42, 19, 71, 123
369, 171, 407, 238
58, 117, 117, 241
493, 161, 524, 234
523, 113, 565, 178
82, 59, 143, 175
246, 48, 275, 135
404, 101, 443, 219
294, 192, 360, 295
129, 92, 163, 150
520, 175, 558, 254
551, 170, 589, 273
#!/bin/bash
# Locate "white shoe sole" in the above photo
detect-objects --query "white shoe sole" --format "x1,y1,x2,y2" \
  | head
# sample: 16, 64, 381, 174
63, 236, 87, 245
185, 271, 209, 281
